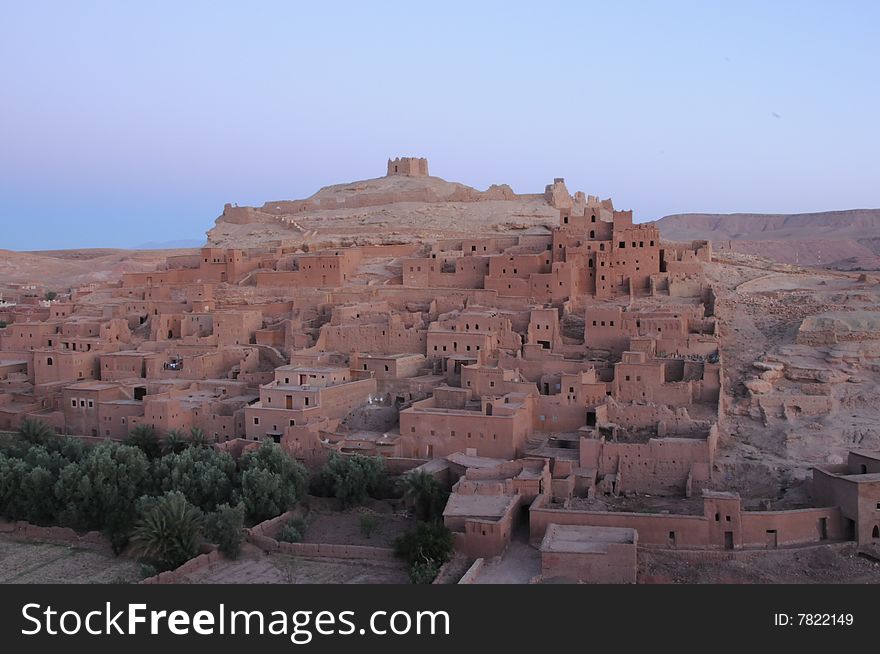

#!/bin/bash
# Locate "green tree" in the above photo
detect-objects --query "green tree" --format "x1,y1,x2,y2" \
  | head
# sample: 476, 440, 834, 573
20, 465, 58, 523
408, 558, 442, 584
239, 440, 308, 522
277, 517, 306, 543
43, 291, 57, 301
162, 429, 187, 456
125, 424, 161, 459
394, 521, 453, 568
151, 446, 237, 513
18, 418, 56, 445
203, 502, 245, 559
0, 454, 32, 519
54, 442, 152, 551
401, 471, 449, 522
131, 491, 202, 571
189, 427, 209, 448
321, 452, 386, 507
0, 320, 7, 329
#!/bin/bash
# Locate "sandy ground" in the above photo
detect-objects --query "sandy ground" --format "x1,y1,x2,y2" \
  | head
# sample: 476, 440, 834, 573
0, 536, 141, 584
640, 543, 880, 584
299, 497, 413, 549
0, 247, 197, 289
182, 548, 409, 584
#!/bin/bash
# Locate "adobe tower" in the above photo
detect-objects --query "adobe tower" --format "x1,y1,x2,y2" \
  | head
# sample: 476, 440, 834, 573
386, 156, 429, 177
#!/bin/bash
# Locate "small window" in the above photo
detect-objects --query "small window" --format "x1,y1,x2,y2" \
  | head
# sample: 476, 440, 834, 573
253, 417, 260, 425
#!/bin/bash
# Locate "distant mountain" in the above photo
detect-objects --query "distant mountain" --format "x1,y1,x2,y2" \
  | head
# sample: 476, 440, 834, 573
134, 238, 204, 249
656, 209, 880, 270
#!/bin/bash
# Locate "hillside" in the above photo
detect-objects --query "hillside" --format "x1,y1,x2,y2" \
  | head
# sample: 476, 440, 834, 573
656, 209, 880, 270
207, 164, 587, 249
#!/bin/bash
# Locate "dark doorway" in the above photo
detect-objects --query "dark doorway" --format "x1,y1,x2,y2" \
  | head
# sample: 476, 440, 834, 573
586, 410, 596, 427
723, 531, 734, 550
765, 530, 777, 548
873, 525, 879, 540
818, 517, 828, 540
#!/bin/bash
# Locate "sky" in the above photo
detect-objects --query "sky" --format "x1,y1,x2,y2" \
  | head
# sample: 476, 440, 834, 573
1, 1, 878, 250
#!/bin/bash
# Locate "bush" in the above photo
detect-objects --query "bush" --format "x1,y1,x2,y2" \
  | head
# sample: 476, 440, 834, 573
321, 452, 386, 507
359, 514, 380, 539
408, 558, 442, 584
278, 517, 307, 543
394, 521, 453, 567
204, 503, 245, 559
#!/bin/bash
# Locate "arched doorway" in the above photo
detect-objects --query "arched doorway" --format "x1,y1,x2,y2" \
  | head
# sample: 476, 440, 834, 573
873, 525, 879, 539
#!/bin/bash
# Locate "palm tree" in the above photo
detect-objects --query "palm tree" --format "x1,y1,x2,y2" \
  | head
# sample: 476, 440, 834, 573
401, 471, 449, 522
162, 429, 187, 455
18, 417, 56, 444
131, 492, 202, 571
125, 424, 161, 459
189, 427, 209, 448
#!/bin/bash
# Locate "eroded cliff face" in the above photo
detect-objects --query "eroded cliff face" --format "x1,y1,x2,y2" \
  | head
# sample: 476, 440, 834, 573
707, 258, 880, 502
656, 209, 880, 270
207, 167, 585, 249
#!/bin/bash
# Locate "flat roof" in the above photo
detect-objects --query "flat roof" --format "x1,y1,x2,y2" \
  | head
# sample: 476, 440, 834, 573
64, 381, 120, 391
851, 450, 880, 462
446, 452, 508, 469
845, 473, 880, 483
443, 493, 515, 519
274, 365, 348, 373
541, 524, 636, 554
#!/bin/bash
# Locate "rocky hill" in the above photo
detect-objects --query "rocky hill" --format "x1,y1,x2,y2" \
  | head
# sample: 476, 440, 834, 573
207, 163, 590, 249
656, 209, 880, 270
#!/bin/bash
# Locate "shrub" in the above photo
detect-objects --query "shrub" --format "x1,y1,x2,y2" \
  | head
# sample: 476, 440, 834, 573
278, 517, 307, 543
394, 521, 453, 567
408, 558, 442, 584
131, 491, 203, 571
239, 441, 308, 522
321, 452, 386, 507
204, 503, 245, 559
359, 514, 380, 539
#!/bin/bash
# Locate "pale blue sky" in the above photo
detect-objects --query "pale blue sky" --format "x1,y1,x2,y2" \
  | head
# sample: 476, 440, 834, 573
1, 1, 878, 250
